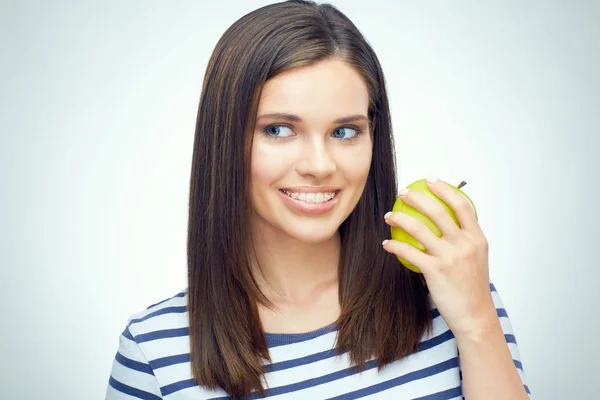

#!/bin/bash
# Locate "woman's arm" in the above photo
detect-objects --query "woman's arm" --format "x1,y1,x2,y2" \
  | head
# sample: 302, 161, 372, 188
382, 178, 531, 398
456, 284, 530, 399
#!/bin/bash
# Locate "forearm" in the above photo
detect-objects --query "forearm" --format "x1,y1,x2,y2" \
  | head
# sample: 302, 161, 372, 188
455, 314, 528, 400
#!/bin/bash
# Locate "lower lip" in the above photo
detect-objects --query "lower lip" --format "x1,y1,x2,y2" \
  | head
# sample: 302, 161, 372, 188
279, 190, 340, 215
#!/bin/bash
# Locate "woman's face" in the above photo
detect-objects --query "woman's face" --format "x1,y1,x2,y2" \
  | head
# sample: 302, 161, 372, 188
250, 58, 373, 244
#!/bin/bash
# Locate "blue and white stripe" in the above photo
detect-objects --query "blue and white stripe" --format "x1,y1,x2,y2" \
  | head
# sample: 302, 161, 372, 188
106, 283, 530, 399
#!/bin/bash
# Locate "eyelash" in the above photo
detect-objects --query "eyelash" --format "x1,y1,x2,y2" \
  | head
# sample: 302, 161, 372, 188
261, 124, 364, 142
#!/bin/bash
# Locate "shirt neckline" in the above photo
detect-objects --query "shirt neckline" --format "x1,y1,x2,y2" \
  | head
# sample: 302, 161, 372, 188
263, 321, 339, 347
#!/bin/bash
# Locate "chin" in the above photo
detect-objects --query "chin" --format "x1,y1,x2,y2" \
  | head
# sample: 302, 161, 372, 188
281, 223, 340, 245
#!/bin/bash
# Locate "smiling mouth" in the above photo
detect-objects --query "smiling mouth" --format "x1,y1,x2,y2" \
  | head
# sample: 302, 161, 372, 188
279, 189, 340, 204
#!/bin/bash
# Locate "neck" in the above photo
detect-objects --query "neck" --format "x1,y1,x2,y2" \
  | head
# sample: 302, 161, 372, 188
250, 225, 341, 305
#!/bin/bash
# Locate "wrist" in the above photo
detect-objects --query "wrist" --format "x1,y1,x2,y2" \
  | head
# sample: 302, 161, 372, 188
453, 306, 501, 344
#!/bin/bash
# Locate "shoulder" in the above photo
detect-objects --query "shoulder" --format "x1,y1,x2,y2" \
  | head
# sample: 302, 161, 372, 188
107, 289, 190, 398
124, 288, 189, 345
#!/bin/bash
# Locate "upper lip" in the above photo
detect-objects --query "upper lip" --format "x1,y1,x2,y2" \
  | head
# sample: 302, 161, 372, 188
281, 186, 341, 193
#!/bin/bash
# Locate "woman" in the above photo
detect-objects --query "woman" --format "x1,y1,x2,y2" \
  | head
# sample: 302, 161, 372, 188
107, 1, 530, 398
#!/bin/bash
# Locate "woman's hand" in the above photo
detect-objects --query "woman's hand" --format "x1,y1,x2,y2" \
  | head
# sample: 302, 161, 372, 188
382, 176, 496, 339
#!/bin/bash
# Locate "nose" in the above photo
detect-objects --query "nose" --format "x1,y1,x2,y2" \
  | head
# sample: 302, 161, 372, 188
295, 135, 336, 179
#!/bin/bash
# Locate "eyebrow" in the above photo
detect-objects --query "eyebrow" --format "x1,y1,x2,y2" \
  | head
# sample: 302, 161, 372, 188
257, 113, 368, 124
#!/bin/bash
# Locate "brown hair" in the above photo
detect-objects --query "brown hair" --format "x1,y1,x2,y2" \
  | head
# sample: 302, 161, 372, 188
187, 0, 432, 397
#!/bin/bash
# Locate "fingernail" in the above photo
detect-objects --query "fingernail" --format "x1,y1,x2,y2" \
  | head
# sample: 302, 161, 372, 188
426, 176, 438, 183
382, 239, 389, 246
399, 188, 409, 196
384, 212, 392, 219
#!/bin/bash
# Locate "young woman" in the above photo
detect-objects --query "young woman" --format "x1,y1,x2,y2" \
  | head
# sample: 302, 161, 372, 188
107, 1, 530, 398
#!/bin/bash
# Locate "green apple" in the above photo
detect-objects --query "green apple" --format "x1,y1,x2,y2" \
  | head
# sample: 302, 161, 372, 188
390, 178, 477, 273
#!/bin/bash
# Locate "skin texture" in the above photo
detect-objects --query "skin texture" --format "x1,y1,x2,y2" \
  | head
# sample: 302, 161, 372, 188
248, 58, 372, 331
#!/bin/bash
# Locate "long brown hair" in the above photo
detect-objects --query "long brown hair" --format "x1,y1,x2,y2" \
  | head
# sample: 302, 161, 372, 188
187, 0, 432, 397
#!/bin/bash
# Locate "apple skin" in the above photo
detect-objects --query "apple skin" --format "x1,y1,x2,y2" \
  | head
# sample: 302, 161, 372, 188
390, 179, 477, 273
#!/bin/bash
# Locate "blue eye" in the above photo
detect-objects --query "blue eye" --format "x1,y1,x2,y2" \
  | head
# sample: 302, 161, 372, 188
264, 125, 294, 138
332, 127, 360, 140
262, 124, 363, 141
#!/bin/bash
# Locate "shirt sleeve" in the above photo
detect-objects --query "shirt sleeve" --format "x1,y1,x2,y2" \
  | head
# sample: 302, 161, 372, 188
106, 325, 163, 399
459, 282, 531, 398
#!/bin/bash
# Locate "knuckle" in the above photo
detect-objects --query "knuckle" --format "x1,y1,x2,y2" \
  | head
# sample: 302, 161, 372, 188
479, 237, 489, 250
470, 233, 488, 250
462, 244, 479, 261
432, 208, 447, 219
404, 217, 421, 232
458, 198, 471, 211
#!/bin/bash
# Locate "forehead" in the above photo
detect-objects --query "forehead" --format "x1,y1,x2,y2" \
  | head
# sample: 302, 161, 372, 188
257, 59, 369, 119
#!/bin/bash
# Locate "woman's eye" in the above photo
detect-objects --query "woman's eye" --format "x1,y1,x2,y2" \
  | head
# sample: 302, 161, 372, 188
264, 125, 294, 138
332, 127, 359, 140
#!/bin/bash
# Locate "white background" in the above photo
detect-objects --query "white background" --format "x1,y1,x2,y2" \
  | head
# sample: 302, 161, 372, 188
1, 1, 598, 399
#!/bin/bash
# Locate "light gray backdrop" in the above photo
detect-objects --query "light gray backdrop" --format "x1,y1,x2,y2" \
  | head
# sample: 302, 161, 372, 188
1, 0, 598, 399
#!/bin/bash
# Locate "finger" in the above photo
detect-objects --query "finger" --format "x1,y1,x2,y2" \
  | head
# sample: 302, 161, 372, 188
384, 211, 447, 256
382, 239, 434, 274
396, 187, 462, 241
425, 177, 480, 233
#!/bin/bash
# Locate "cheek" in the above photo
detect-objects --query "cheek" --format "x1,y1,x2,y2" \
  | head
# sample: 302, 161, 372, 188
250, 140, 293, 187
338, 144, 372, 183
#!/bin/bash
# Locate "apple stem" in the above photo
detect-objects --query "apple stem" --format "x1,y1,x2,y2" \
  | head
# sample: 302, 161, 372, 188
457, 181, 467, 189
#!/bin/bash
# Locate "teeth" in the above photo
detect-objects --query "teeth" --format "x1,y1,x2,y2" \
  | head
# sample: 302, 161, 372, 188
282, 190, 336, 204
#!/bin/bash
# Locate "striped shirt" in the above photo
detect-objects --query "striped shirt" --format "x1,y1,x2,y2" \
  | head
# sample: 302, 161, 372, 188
106, 283, 530, 399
